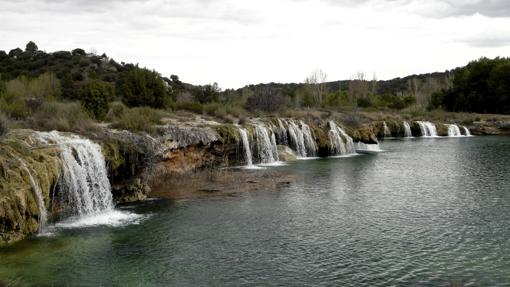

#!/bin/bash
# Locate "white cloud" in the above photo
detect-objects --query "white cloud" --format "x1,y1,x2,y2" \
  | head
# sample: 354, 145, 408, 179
0, 0, 509, 88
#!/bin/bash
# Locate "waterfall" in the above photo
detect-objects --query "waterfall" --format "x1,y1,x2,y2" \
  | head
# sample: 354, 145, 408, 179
270, 132, 279, 161
36, 131, 114, 216
254, 124, 279, 163
328, 121, 355, 155
287, 120, 305, 157
19, 160, 47, 232
383, 122, 391, 137
356, 142, 383, 154
300, 121, 317, 157
238, 128, 253, 166
285, 120, 316, 157
463, 126, 472, 136
446, 124, 462, 137
416, 121, 438, 137
403, 121, 412, 137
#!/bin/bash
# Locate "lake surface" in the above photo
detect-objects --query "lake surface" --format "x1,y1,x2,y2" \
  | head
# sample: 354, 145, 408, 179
1, 136, 510, 286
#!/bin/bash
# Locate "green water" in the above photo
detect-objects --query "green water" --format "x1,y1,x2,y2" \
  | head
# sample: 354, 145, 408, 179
1, 136, 510, 286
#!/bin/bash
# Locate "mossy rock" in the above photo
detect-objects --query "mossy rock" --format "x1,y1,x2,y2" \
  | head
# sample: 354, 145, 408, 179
308, 121, 331, 157
214, 124, 240, 145
0, 130, 61, 247
436, 123, 449, 136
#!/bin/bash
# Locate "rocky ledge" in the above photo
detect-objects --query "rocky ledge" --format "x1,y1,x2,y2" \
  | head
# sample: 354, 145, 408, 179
1, 115, 509, 246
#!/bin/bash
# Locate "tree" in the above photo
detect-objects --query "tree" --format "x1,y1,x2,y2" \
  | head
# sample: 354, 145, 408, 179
245, 86, 289, 112
122, 67, 169, 108
8, 48, 23, 58
305, 69, 327, 106
441, 57, 510, 114
25, 41, 38, 53
80, 80, 115, 120
348, 72, 370, 104
194, 82, 221, 103
72, 48, 86, 57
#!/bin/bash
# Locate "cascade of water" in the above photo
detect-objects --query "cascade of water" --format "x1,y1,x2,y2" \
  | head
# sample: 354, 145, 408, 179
356, 142, 383, 154
383, 122, 391, 137
328, 121, 356, 155
238, 128, 253, 166
462, 126, 472, 136
19, 160, 47, 232
270, 131, 279, 161
284, 120, 317, 157
447, 124, 462, 137
300, 121, 317, 157
403, 121, 413, 137
36, 131, 113, 216
287, 120, 307, 157
416, 121, 438, 137
254, 124, 278, 163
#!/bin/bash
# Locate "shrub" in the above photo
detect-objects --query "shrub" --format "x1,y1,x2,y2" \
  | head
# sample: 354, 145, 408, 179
29, 101, 97, 132
245, 87, 289, 112
112, 107, 167, 134
105, 101, 128, 122
121, 67, 170, 108
79, 80, 115, 120
172, 101, 204, 114
0, 97, 29, 119
357, 97, 372, 108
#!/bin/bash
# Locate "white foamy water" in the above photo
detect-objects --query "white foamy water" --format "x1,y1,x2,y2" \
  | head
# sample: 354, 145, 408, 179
238, 127, 254, 167
356, 142, 384, 154
403, 121, 413, 138
258, 161, 288, 167
446, 124, 462, 137
383, 122, 391, 138
53, 210, 145, 229
285, 119, 317, 158
36, 131, 113, 215
416, 121, 438, 137
328, 121, 356, 155
18, 160, 48, 233
463, 126, 472, 136
34, 131, 144, 232
254, 124, 279, 164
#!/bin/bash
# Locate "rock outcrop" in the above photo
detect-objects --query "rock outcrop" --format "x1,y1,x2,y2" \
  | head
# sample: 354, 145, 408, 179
5, 115, 507, 246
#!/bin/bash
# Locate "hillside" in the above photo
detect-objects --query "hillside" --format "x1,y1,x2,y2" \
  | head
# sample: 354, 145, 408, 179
0, 42, 509, 138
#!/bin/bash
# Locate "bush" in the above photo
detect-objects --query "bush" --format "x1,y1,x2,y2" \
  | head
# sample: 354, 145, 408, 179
121, 67, 170, 108
428, 91, 444, 111
245, 87, 289, 112
0, 111, 10, 137
0, 96, 29, 119
29, 101, 97, 132
105, 101, 128, 122
171, 101, 204, 114
112, 107, 167, 134
79, 80, 115, 120
357, 97, 372, 108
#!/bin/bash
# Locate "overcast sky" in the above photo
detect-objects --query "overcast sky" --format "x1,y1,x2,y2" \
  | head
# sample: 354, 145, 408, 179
1, 0, 510, 88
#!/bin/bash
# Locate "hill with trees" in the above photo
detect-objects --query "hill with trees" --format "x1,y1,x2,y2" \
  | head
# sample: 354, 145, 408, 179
0, 42, 509, 136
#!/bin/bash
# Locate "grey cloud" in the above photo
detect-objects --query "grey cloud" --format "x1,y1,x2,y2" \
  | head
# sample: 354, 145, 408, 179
461, 34, 510, 47
438, 0, 510, 17
0, 0, 260, 24
294, 0, 510, 18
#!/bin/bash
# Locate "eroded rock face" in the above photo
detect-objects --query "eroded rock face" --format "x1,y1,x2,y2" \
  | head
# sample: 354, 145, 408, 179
0, 130, 60, 246
0, 116, 439, 246
277, 145, 298, 162
471, 121, 510, 135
